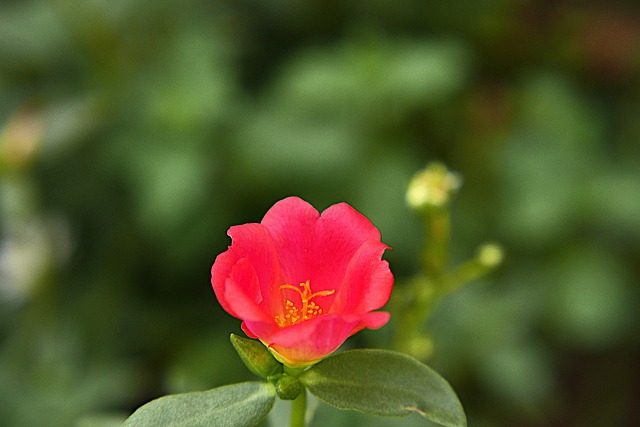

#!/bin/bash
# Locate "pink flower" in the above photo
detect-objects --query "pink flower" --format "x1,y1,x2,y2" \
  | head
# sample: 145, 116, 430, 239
211, 197, 394, 367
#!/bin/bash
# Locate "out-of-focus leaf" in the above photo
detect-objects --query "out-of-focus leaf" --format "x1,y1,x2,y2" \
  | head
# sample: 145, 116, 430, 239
546, 245, 635, 348
75, 414, 127, 427
498, 73, 602, 246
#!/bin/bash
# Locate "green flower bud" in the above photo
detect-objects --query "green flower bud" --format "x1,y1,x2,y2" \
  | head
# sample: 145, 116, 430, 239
230, 334, 283, 378
272, 374, 304, 400
477, 243, 503, 268
406, 162, 462, 211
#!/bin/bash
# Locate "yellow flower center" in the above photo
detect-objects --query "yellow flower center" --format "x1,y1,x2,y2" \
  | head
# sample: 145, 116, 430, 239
275, 280, 335, 327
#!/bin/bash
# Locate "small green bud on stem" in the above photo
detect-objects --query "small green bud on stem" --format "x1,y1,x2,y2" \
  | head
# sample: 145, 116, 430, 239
477, 243, 503, 268
406, 162, 462, 212
269, 373, 305, 400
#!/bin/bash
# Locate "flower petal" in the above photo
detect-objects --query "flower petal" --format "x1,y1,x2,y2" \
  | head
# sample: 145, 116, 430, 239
260, 196, 318, 286
267, 315, 359, 366
347, 311, 391, 335
261, 197, 385, 299
211, 251, 241, 318
330, 240, 393, 314
241, 320, 278, 343
222, 260, 272, 323
211, 223, 281, 315
310, 202, 383, 293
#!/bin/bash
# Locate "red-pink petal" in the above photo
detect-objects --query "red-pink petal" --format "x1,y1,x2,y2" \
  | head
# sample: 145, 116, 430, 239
309, 202, 384, 295
211, 250, 243, 318
347, 311, 391, 336
317, 202, 381, 246
241, 322, 259, 339
223, 261, 272, 323
243, 311, 390, 366
330, 240, 393, 314
241, 318, 279, 340
211, 223, 281, 315
267, 315, 359, 366
261, 197, 384, 299
260, 197, 318, 286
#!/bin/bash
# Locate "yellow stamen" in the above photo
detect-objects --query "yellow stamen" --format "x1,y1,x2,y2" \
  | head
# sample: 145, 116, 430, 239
274, 280, 335, 327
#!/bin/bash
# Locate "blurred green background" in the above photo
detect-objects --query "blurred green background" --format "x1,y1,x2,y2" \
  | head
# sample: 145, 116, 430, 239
1, 1, 639, 426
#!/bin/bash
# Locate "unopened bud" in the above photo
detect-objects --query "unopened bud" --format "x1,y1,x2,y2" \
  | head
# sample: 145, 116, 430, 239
272, 374, 304, 400
477, 243, 503, 268
406, 163, 462, 211
230, 334, 283, 378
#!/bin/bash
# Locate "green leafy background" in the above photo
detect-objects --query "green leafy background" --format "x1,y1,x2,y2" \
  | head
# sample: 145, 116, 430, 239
1, 1, 639, 426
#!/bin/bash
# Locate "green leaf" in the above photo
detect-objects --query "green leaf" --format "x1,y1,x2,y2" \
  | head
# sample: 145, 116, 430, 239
299, 349, 466, 427
122, 381, 276, 427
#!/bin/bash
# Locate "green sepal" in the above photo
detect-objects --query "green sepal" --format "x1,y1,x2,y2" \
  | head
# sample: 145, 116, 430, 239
299, 349, 467, 427
231, 334, 283, 379
268, 373, 305, 401
122, 381, 276, 427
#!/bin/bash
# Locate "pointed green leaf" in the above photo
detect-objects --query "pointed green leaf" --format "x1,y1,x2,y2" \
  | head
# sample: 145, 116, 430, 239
299, 349, 466, 427
122, 381, 276, 427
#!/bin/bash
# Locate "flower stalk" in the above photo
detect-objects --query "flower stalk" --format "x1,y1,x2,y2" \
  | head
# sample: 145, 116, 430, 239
421, 208, 451, 279
289, 389, 307, 427
394, 163, 503, 360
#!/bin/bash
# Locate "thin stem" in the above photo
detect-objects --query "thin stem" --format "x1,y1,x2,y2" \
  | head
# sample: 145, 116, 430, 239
392, 276, 437, 360
394, 208, 450, 360
289, 389, 307, 427
422, 209, 450, 279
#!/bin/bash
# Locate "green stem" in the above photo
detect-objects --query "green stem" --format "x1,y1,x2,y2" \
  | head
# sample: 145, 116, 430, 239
394, 208, 450, 360
289, 389, 307, 427
422, 209, 450, 279
392, 276, 437, 359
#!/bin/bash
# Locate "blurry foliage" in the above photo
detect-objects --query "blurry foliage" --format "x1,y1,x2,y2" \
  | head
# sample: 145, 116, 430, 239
1, 0, 639, 426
